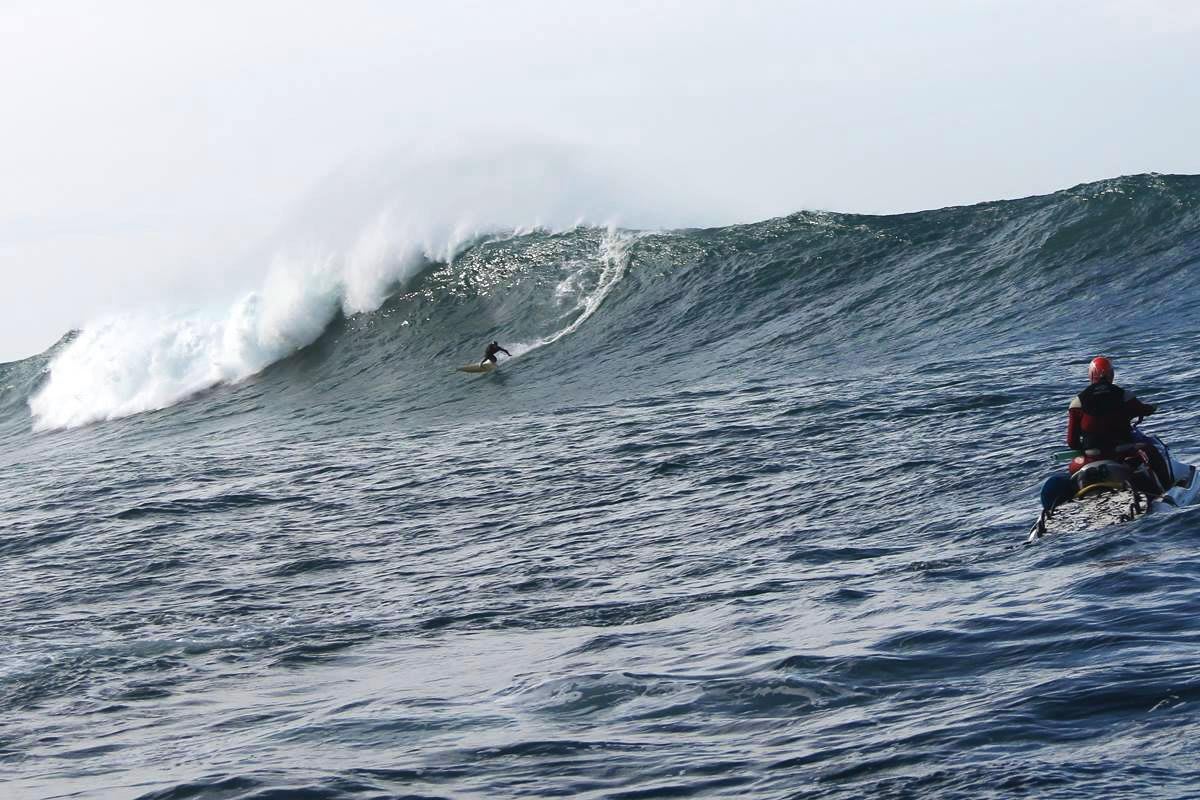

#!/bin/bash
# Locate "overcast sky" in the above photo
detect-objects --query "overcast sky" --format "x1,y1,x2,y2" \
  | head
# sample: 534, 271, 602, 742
2, 0, 1198, 361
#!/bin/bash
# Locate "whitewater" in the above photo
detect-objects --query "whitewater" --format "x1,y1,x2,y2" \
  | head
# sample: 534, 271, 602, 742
4, 173, 1200, 799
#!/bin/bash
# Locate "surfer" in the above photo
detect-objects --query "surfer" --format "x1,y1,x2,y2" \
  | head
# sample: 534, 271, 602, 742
480, 341, 511, 367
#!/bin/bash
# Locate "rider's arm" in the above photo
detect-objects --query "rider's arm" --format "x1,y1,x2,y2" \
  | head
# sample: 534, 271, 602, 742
500, 347, 511, 356
1066, 405, 1083, 449
1124, 390, 1156, 418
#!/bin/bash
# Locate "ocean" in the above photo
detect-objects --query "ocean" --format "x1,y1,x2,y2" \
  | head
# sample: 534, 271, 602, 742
4, 173, 1200, 799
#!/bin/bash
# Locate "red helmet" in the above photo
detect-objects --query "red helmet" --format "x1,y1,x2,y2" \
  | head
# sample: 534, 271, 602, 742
1088, 356, 1114, 384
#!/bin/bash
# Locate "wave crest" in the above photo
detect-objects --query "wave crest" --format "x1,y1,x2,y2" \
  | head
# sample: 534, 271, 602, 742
29, 217, 433, 431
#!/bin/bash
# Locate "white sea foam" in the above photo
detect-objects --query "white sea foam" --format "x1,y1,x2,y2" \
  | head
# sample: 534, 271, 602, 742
507, 230, 636, 360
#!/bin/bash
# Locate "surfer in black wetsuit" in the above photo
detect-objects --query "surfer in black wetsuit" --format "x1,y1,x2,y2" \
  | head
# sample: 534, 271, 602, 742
481, 341, 510, 367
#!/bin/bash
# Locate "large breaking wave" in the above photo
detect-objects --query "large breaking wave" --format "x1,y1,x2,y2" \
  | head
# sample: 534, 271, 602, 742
8, 172, 1200, 433
19, 149, 657, 431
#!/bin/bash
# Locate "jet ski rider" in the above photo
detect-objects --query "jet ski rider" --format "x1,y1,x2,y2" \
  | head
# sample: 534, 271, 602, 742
1067, 356, 1167, 487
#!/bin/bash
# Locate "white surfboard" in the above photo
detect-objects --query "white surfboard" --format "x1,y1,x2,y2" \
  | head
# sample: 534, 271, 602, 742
457, 361, 496, 374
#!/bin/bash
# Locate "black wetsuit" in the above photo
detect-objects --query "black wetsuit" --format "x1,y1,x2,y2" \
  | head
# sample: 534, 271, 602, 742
481, 343, 510, 365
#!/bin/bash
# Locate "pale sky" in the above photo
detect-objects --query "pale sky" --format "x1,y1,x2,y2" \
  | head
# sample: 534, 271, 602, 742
2, 0, 1198, 361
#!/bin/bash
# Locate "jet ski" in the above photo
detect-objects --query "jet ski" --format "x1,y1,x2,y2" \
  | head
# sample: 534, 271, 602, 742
1029, 428, 1200, 542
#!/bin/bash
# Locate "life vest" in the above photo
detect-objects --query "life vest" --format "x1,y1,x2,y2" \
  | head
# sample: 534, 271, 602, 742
1074, 382, 1134, 447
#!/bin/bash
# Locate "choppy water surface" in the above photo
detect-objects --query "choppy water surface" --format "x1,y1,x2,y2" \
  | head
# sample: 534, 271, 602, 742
4, 174, 1200, 799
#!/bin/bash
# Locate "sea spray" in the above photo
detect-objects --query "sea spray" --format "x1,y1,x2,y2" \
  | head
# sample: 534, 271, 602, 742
30, 222, 409, 431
